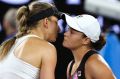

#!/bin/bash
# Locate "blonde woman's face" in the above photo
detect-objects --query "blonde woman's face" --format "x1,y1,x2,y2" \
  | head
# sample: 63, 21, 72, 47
46, 16, 59, 42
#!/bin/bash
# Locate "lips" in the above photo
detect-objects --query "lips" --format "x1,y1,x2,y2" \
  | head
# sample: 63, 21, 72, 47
64, 36, 68, 41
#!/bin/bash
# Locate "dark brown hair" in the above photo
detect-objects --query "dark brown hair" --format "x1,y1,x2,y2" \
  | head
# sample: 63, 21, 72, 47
82, 33, 106, 51
0, 1, 54, 60
91, 34, 106, 51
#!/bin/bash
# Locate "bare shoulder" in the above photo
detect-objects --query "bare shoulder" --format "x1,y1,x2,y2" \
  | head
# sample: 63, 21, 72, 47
86, 53, 116, 79
29, 37, 57, 59
14, 36, 57, 68
26, 37, 56, 54
86, 53, 110, 69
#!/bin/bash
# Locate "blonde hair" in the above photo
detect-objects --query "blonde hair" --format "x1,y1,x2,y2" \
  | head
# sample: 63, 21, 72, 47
0, 1, 54, 60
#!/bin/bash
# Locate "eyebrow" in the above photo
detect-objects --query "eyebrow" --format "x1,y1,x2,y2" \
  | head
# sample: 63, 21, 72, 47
54, 19, 58, 24
70, 27, 80, 32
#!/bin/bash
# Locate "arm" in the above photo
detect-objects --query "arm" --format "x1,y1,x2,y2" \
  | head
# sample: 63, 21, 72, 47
40, 44, 57, 79
86, 54, 116, 79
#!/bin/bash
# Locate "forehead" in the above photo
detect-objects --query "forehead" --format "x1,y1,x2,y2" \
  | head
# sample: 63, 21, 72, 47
69, 27, 79, 32
69, 27, 84, 35
50, 16, 58, 21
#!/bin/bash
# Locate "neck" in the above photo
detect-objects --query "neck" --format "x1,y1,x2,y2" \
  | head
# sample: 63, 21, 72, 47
29, 27, 45, 40
71, 46, 91, 63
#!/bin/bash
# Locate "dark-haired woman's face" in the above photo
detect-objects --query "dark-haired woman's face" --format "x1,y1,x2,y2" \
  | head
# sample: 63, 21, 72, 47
46, 16, 59, 42
63, 27, 86, 50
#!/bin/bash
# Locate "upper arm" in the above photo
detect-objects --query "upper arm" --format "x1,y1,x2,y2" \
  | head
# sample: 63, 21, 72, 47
40, 44, 57, 79
86, 54, 116, 79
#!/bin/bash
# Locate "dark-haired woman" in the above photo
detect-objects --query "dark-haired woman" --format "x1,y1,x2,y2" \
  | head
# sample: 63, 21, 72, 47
62, 14, 116, 79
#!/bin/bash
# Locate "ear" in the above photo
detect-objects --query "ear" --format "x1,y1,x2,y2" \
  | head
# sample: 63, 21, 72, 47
43, 18, 49, 28
82, 37, 91, 45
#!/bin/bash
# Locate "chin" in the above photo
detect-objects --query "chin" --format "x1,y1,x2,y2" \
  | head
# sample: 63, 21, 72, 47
63, 41, 68, 48
63, 41, 73, 49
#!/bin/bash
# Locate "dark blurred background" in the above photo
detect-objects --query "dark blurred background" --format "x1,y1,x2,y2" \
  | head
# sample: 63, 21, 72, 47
0, 0, 120, 79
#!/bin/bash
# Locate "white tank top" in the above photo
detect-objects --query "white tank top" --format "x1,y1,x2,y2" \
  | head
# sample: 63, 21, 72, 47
0, 35, 42, 79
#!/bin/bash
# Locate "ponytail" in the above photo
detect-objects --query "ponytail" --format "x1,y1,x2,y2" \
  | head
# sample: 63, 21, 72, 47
0, 6, 29, 60
0, 37, 16, 60
91, 34, 106, 51
0, 1, 55, 60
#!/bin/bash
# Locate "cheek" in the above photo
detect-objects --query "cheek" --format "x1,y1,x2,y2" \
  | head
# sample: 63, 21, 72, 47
63, 36, 81, 49
63, 38, 76, 48
52, 26, 59, 37
53, 23, 58, 31
47, 25, 58, 41
50, 23, 58, 32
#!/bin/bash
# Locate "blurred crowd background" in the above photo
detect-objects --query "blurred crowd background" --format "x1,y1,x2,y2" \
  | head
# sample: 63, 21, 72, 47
0, 0, 120, 79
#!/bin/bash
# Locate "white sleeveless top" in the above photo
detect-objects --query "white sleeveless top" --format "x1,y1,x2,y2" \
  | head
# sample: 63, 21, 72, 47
0, 35, 41, 79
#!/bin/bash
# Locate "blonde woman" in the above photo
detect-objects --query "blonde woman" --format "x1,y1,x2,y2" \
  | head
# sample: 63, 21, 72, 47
0, 1, 60, 79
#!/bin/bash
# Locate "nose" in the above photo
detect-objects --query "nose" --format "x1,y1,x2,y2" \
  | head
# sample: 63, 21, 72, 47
64, 29, 70, 36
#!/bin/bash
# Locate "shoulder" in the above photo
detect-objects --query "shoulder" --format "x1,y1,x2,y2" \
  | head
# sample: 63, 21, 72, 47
21, 37, 57, 60
30, 37, 57, 58
86, 53, 108, 67
86, 53, 116, 79
86, 53, 110, 71
26, 37, 57, 53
